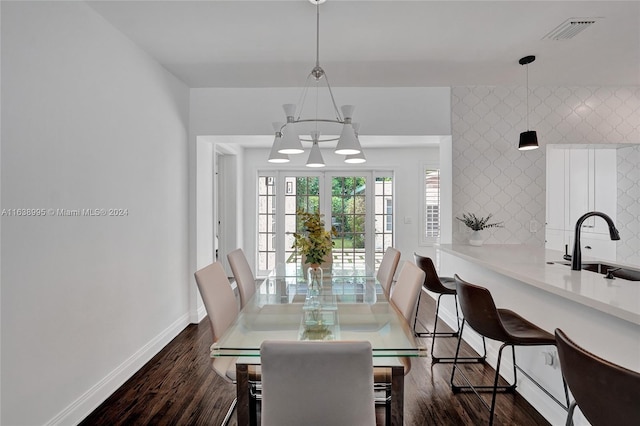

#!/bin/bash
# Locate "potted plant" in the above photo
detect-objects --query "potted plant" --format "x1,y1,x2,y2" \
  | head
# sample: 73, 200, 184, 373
292, 208, 337, 289
456, 213, 503, 246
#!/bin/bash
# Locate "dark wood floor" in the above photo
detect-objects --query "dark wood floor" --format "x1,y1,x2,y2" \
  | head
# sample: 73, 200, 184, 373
81, 292, 550, 425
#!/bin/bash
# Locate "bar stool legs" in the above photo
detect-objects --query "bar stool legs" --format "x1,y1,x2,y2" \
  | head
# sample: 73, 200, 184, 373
413, 291, 486, 364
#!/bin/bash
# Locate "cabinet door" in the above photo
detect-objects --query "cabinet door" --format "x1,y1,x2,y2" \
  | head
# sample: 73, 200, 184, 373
568, 149, 592, 228
546, 149, 566, 230
580, 233, 617, 262
592, 149, 617, 235
545, 228, 565, 252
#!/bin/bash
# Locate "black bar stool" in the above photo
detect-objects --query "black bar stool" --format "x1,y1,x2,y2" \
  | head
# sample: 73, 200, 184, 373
413, 253, 486, 364
555, 328, 640, 426
450, 274, 569, 426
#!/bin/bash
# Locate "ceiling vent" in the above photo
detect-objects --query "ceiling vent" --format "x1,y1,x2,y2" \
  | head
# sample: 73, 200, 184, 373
543, 18, 597, 40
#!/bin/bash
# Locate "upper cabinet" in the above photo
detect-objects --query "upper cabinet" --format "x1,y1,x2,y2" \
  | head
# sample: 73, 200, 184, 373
546, 146, 618, 260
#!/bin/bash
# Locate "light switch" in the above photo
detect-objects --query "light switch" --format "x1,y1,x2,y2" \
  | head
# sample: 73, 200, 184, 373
404, 216, 412, 224
530, 220, 538, 233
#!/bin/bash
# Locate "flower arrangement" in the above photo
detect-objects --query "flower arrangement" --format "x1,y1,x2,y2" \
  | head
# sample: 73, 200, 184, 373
456, 213, 504, 231
292, 208, 337, 265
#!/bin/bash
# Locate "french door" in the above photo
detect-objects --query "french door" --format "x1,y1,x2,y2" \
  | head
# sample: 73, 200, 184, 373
257, 171, 393, 275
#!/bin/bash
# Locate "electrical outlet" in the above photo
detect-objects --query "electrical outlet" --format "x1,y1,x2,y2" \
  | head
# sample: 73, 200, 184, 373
542, 350, 558, 369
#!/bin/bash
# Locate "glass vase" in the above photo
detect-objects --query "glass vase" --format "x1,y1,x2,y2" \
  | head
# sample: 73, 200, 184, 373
307, 264, 323, 295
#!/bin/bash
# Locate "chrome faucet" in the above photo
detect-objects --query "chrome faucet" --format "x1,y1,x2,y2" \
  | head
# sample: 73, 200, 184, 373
572, 211, 620, 271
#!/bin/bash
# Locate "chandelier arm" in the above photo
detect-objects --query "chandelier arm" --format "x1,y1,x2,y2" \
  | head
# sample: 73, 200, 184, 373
295, 73, 315, 121
322, 73, 344, 121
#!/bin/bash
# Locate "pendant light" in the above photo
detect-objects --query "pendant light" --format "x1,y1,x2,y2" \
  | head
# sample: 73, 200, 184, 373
518, 55, 539, 151
344, 123, 366, 163
306, 131, 325, 168
268, 122, 290, 163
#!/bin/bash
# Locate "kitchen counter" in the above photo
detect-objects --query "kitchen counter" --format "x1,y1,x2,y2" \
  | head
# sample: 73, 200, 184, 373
437, 244, 640, 325
434, 244, 639, 424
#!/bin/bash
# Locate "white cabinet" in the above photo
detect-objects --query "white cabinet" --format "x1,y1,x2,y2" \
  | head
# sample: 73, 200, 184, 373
564, 231, 617, 263
546, 147, 617, 260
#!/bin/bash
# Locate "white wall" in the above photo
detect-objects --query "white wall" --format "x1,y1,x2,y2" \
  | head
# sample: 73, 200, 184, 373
1, 2, 190, 425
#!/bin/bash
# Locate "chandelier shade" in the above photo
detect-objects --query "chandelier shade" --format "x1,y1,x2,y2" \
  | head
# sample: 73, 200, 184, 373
268, 122, 290, 163
268, 0, 366, 166
306, 132, 325, 167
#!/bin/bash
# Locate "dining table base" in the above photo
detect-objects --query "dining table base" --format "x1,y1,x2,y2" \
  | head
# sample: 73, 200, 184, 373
235, 363, 405, 425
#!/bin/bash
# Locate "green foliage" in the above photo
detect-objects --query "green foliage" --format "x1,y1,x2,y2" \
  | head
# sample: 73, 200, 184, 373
456, 213, 504, 231
292, 208, 338, 265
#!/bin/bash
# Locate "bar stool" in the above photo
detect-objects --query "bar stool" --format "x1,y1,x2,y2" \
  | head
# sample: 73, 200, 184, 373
413, 253, 486, 364
450, 275, 569, 426
555, 328, 640, 426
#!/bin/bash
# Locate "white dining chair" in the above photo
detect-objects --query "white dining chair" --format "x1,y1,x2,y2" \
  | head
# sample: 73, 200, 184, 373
194, 261, 241, 426
260, 340, 376, 426
377, 247, 401, 297
227, 248, 257, 308
390, 260, 426, 325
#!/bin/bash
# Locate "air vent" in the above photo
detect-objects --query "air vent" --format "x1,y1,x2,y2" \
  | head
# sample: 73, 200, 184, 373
543, 18, 597, 40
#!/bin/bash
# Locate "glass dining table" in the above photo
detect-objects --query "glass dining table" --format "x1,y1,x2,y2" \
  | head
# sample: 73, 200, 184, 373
211, 263, 426, 425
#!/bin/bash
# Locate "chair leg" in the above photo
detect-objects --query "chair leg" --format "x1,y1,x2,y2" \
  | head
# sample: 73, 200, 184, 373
565, 400, 577, 426
451, 333, 517, 426
430, 296, 486, 364
221, 397, 237, 426
414, 293, 459, 339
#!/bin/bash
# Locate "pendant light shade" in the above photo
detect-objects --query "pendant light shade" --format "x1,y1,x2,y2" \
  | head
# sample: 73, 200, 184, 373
518, 55, 539, 151
268, 122, 290, 163
334, 105, 362, 155
518, 130, 539, 151
306, 131, 325, 168
344, 123, 366, 163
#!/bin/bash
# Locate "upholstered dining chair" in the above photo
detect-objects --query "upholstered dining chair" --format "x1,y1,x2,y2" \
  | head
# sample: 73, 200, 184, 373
376, 247, 401, 297
227, 248, 257, 308
194, 261, 241, 426
260, 340, 376, 426
555, 328, 640, 426
372, 260, 425, 425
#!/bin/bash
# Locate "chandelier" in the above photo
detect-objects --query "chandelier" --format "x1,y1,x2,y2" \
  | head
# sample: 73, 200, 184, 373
268, 0, 364, 167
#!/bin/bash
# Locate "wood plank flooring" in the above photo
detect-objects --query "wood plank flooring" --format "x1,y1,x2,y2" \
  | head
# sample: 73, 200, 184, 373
80, 292, 550, 425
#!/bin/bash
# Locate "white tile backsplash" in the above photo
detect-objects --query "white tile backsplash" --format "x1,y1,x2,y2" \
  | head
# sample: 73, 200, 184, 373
617, 145, 640, 266
452, 86, 640, 247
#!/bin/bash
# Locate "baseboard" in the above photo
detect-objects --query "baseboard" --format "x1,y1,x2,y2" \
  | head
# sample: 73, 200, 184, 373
46, 313, 191, 426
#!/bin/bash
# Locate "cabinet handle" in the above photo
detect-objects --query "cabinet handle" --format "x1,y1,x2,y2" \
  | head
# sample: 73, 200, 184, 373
584, 245, 592, 249
582, 225, 594, 228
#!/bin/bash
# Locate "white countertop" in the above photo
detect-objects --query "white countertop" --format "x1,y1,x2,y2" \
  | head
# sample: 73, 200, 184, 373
437, 244, 640, 325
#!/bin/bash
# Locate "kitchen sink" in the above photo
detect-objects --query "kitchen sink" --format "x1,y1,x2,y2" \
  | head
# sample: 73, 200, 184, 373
558, 262, 640, 282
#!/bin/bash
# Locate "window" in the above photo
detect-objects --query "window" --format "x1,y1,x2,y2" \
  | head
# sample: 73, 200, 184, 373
423, 168, 440, 242
256, 172, 393, 272
257, 174, 277, 273
374, 175, 393, 264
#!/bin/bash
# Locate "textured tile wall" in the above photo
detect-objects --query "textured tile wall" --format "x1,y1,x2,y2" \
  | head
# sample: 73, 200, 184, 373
452, 86, 640, 246
617, 145, 640, 265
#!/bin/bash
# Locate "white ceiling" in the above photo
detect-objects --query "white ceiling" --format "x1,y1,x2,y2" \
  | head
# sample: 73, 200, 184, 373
86, 0, 639, 148
89, 0, 639, 88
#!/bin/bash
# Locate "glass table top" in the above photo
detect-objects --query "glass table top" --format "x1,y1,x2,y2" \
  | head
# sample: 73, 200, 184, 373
211, 264, 426, 358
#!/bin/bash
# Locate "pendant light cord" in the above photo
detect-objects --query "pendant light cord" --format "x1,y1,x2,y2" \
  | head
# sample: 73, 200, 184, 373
526, 63, 530, 131
316, 3, 320, 69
